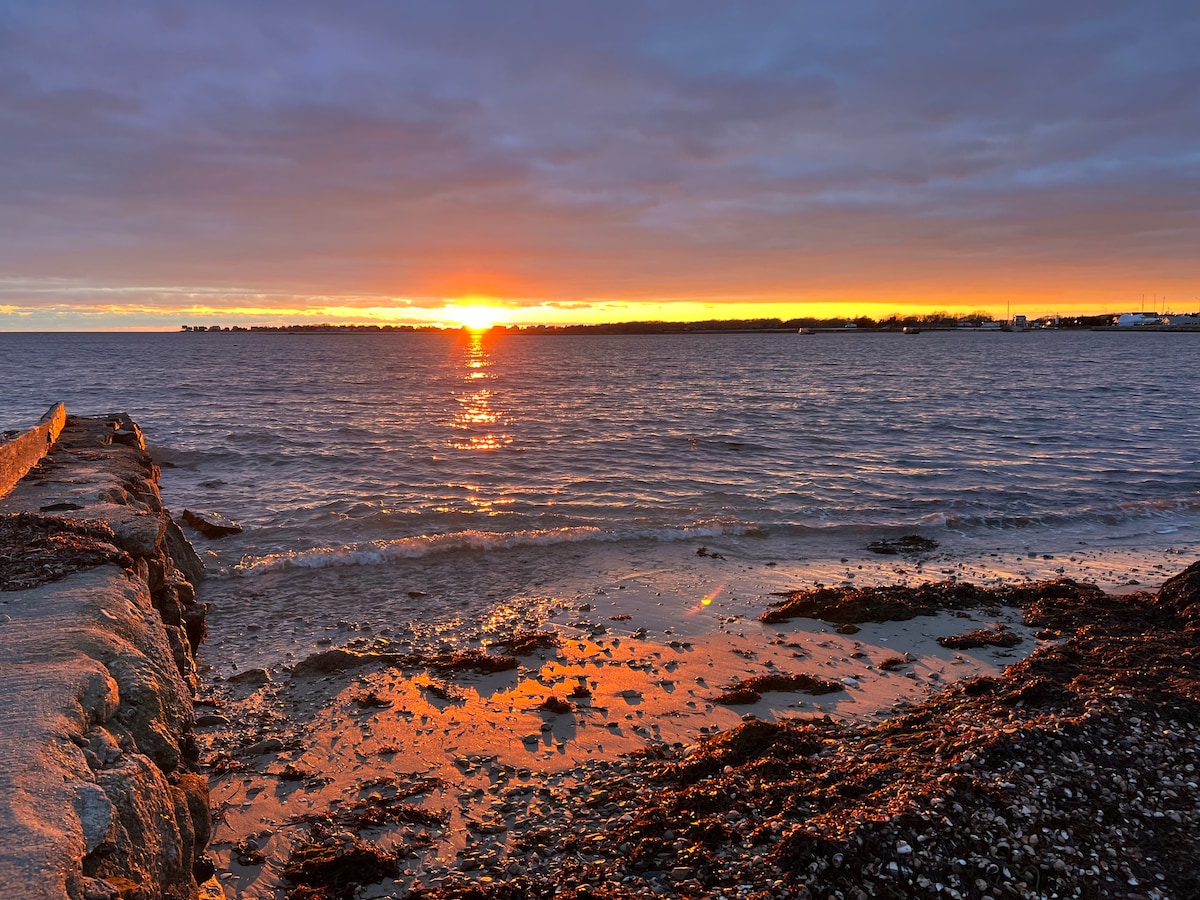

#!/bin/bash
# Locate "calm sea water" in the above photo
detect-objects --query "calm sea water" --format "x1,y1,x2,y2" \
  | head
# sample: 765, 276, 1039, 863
2, 330, 1198, 668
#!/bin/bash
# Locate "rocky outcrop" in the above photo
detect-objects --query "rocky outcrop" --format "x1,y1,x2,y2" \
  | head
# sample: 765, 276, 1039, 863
0, 413, 216, 899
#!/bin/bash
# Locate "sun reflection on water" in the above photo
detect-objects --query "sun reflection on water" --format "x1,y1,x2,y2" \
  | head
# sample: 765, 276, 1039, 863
450, 330, 511, 452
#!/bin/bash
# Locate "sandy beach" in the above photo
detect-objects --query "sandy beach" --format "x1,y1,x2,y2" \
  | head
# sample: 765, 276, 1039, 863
194, 539, 1200, 899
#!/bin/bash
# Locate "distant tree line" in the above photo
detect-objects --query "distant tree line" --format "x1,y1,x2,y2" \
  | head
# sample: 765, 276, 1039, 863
182, 311, 1183, 335
181, 323, 434, 333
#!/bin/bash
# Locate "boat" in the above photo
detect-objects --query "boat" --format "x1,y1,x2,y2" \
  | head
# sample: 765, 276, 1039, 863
902, 326, 920, 335
798, 327, 815, 335
1001, 314, 1028, 332
1113, 312, 1162, 327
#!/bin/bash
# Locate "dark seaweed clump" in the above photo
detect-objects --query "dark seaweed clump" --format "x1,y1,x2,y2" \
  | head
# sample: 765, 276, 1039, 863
282, 838, 398, 900
761, 580, 992, 625
492, 630, 561, 655
0, 512, 132, 590
938, 624, 1023, 650
711, 672, 843, 705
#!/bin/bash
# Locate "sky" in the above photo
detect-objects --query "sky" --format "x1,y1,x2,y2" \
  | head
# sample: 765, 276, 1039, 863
1, 2, 1198, 331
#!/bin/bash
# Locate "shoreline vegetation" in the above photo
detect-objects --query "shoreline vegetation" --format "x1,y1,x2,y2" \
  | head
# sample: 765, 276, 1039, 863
178, 313, 1200, 336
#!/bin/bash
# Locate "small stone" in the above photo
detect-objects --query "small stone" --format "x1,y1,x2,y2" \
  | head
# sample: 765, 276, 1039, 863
227, 667, 271, 686
181, 509, 243, 538
244, 737, 285, 755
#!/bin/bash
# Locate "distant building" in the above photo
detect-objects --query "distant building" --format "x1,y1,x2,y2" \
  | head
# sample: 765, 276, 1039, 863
1113, 312, 1162, 327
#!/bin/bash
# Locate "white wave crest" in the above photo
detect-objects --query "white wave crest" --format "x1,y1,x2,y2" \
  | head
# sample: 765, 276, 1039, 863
233, 520, 753, 575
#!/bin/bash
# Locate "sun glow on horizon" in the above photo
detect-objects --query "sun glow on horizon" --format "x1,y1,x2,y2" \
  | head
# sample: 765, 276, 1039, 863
446, 300, 506, 331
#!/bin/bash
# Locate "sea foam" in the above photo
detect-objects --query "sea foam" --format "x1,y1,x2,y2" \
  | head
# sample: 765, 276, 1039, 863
232, 519, 754, 575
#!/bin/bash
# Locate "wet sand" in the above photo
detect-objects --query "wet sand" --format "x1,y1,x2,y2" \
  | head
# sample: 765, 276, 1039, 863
195, 540, 1200, 899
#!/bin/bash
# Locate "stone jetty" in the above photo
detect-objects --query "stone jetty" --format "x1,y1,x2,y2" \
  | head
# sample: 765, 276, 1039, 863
0, 409, 216, 899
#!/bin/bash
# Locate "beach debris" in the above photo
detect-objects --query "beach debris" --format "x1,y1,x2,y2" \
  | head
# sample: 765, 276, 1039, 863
181, 509, 243, 538
352, 690, 392, 709
490, 630, 561, 655
340, 796, 447, 829
866, 534, 939, 555
282, 835, 398, 900
233, 838, 266, 867
760, 580, 995, 625
878, 653, 913, 671
291, 645, 516, 677
537, 694, 574, 714
421, 680, 464, 703
269, 763, 326, 782
423, 648, 520, 673
206, 752, 248, 774
710, 672, 843, 705
1154, 558, 1200, 623
0, 512, 131, 590
938, 623, 1023, 649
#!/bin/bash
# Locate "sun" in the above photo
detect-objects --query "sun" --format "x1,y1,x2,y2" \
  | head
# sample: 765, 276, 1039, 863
447, 301, 503, 331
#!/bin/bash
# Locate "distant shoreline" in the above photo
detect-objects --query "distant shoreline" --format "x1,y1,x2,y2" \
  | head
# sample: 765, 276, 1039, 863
177, 320, 1200, 336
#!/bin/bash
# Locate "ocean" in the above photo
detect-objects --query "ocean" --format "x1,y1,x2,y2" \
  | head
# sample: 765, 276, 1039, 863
2, 329, 1198, 673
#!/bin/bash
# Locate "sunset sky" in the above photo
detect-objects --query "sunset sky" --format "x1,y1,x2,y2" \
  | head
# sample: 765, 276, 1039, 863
2, 2, 1198, 330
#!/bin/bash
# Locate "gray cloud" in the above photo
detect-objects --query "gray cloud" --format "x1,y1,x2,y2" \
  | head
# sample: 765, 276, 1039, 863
1, 1, 1197, 318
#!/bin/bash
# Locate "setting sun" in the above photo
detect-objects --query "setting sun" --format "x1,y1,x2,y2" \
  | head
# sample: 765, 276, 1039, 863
447, 301, 504, 331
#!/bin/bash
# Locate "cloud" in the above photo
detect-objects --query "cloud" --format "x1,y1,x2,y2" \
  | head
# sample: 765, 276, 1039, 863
1, 1, 1197, 322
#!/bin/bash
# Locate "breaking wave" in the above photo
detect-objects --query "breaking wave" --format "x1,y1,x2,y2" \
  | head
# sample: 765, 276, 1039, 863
232, 519, 757, 575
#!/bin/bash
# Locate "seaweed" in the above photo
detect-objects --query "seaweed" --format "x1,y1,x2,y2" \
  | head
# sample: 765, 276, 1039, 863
0, 513, 133, 591
710, 672, 842, 705
282, 838, 398, 900
492, 630, 561, 655
424, 648, 520, 673
537, 694, 574, 714
938, 625, 1022, 650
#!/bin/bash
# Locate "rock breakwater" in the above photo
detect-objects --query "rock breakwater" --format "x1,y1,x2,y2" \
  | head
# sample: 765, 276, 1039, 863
0, 412, 214, 899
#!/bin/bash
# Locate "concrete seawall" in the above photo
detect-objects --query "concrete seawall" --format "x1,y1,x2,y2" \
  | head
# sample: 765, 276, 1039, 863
0, 411, 217, 899
0, 403, 67, 497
